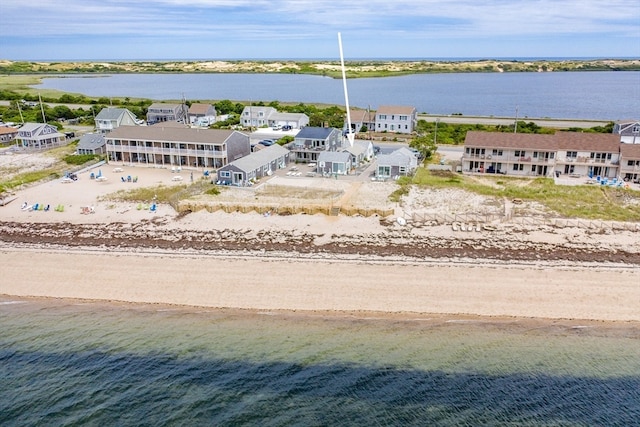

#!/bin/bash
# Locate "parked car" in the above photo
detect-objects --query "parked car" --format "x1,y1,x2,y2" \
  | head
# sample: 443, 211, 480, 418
259, 139, 275, 146
282, 125, 292, 131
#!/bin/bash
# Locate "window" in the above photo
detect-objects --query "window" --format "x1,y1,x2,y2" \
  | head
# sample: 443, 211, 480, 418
628, 160, 635, 166
515, 150, 526, 157
567, 151, 577, 158
220, 171, 230, 178
533, 152, 538, 158
379, 114, 387, 120
492, 149, 503, 156
399, 115, 408, 120
531, 165, 536, 172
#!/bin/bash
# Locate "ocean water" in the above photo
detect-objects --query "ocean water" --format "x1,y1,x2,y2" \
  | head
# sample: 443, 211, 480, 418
34, 71, 640, 120
1, 296, 639, 426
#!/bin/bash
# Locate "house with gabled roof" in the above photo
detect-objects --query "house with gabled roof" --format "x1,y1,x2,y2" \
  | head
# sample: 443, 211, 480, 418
240, 106, 277, 128
345, 140, 374, 167
374, 105, 417, 134
375, 147, 418, 180
105, 126, 250, 169
146, 103, 188, 125
188, 103, 217, 126
346, 108, 375, 134
77, 133, 106, 155
16, 122, 65, 149
619, 143, 640, 183
286, 126, 342, 163
0, 126, 19, 144
95, 107, 141, 134
613, 120, 640, 144
317, 151, 352, 175
217, 144, 289, 186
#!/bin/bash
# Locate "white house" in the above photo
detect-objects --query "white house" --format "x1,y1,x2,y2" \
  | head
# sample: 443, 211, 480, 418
374, 105, 417, 134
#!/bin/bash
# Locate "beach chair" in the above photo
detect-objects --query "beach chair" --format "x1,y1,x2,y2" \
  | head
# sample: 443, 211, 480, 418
33, 203, 39, 211
133, 176, 138, 183
127, 175, 132, 182
150, 203, 157, 212
121, 176, 126, 182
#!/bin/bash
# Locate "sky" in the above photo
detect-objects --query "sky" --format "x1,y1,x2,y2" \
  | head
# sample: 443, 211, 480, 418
1, 0, 639, 60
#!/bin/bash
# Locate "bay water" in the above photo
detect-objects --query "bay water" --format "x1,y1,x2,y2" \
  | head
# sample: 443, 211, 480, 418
2, 296, 639, 426
34, 71, 640, 121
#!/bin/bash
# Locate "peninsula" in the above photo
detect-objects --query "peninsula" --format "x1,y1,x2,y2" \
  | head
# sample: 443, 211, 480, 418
1, 58, 639, 78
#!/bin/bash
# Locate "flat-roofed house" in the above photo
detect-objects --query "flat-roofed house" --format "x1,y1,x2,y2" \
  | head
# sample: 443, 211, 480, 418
463, 131, 558, 177
77, 133, 106, 155
95, 107, 141, 134
105, 126, 250, 169
217, 144, 289, 186
555, 132, 620, 179
286, 127, 342, 163
374, 105, 417, 134
146, 103, 188, 125
17, 123, 65, 150
188, 103, 217, 126
375, 147, 418, 180
317, 151, 352, 175
613, 120, 640, 144
620, 143, 640, 183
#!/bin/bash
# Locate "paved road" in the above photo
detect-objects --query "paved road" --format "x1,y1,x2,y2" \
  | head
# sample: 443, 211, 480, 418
418, 114, 609, 129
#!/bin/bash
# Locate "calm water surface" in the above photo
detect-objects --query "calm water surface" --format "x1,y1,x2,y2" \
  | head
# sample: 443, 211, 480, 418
1, 296, 639, 426
35, 71, 640, 120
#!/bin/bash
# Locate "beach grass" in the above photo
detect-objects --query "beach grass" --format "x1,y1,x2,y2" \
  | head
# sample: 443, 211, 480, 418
411, 168, 640, 221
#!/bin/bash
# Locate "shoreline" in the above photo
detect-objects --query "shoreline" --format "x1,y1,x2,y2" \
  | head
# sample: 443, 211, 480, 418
2, 245, 639, 322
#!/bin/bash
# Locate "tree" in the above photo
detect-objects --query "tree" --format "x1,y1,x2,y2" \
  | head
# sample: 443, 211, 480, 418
410, 135, 437, 161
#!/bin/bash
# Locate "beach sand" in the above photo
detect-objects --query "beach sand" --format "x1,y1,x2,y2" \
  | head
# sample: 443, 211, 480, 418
1, 161, 639, 322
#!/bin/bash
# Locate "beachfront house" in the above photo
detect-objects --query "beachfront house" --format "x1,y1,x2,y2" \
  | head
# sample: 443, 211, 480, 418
374, 105, 417, 134
614, 120, 640, 144
462, 131, 622, 180
620, 143, 640, 183
77, 133, 106, 155
285, 126, 342, 164
345, 140, 374, 167
216, 144, 289, 186
375, 147, 418, 180
16, 122, 65, 150
555, 132, 620, 179
317, 151, 352, 176
146, 103, 188, 125
188, 103, 217, 127
94, 107, 142, 134
105, 126, 250, 169
463, 131, 558, 177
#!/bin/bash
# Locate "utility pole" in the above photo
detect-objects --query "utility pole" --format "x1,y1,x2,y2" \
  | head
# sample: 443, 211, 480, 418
434, 118, 439, 145
39, 93, 46, 124
514, 106, 518, 134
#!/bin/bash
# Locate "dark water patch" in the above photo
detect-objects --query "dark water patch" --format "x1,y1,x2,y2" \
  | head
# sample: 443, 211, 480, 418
1, 348, 638, 426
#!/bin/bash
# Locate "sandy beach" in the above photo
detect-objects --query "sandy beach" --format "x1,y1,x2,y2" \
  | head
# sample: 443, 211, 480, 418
1, 159, 639, 322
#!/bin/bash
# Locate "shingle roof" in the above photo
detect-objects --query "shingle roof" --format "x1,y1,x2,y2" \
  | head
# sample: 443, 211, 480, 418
620, 143, 640, 158
376, 105, 416, 115
555, 132, 620, 151
77, 133, 105, 150
106, 125, 239, 144
229, 144, 288, 172
318, 151, 351, 163
465, 131, 557, 150
95, 107, 128, 121
295, 126, 336, 140
189, 103, 213, 114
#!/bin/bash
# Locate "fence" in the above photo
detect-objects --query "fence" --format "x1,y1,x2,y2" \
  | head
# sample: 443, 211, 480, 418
405, 211, 640, 232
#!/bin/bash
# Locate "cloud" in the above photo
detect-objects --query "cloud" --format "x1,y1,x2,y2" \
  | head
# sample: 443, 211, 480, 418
1, 0, 638, 59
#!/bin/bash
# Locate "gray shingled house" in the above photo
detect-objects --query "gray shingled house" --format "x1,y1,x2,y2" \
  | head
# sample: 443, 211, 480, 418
375, 147, 418, 179
217, 144, 289, 186
317, 151, 352, 175
77, 133, 106, 155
